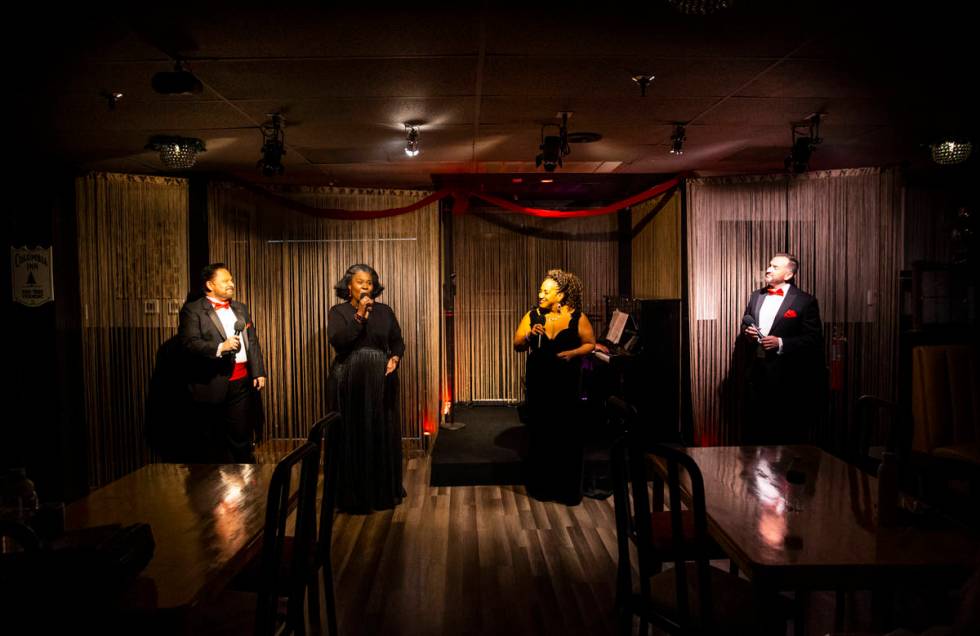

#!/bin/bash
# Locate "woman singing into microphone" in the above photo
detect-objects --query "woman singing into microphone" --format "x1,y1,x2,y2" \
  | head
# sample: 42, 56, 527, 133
513, 269, 595, 505
327, 264, 406, 513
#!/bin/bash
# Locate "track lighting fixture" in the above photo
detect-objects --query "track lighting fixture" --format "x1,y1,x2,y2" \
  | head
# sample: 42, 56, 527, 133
535, 112, 571, 172
631, 74, 656, 97
785, 113, 823, 174
404, 125, 420, 157
669, 125, 686, 155
258, 113, 286, 177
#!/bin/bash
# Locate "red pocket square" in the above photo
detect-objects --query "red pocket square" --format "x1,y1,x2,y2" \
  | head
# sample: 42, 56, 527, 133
783, 309, 797, 318
245, 322, 252, 329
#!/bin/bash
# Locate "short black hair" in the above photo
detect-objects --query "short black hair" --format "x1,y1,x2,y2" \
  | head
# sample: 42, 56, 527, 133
773, 252, 800, 285
334, 264, 384, 300
200, 262, 229, 292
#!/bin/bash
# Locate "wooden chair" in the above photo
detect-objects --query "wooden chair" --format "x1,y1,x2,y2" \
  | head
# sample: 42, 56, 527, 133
307, 412, 342, 636
254, 439, 321, 636
609, 397, 787, 635
607, 398, 732, 617
231, 412, 343, 635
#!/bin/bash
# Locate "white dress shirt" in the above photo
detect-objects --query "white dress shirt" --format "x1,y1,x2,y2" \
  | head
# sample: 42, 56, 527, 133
208, 297, 248, 363
758, 282, 790, 354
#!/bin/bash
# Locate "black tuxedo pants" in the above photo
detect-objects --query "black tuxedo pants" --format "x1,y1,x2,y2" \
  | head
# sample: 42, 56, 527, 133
193, 377, 257, 463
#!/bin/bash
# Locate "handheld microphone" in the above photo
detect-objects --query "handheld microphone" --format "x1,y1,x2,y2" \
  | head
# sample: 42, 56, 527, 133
233, 318, 246, 337
742, 314, 762, 342
535, 307, 543, 348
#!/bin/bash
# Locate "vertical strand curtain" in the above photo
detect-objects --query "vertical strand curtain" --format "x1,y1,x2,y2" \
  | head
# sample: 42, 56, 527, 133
687, 167, 904, 449
452, 210, 619, 403
76, 172, 189, 487
207, 182, 441, 448
632, 192, 682, 299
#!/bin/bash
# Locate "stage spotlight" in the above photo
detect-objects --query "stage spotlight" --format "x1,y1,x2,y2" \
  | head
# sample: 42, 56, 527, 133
404, 125, 420, 157
535, 112, 571, 172
257, 113, 286, 177
669, 125, 686, 155
785, 114, 823, 174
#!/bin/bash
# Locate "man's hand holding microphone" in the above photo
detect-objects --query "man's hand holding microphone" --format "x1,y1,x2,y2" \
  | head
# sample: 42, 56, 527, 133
743, 315, 780, 351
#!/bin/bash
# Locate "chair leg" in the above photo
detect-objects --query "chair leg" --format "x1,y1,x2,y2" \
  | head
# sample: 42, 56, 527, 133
793, 590, 808, 636
638, 576, 650, 636
307, 572, 322, 635
834, 589, 846, 631
324, 561, 338, 636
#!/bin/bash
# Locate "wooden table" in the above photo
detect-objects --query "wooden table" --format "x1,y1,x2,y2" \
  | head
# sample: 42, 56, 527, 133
656, 445, 979, 591
64, 463, 277, 614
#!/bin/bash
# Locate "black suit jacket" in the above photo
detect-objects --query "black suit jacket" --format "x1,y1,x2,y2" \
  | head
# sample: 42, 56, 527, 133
178, 297, 267, 403
744, 285, 823, 357
742, 285, 826, 443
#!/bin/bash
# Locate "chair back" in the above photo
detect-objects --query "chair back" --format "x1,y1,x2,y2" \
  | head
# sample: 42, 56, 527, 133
608, 395, 716, 633
255, 440, 321, 636
637, 441, 714, 631
306, 411, 343, 636
308, 412, 343, 552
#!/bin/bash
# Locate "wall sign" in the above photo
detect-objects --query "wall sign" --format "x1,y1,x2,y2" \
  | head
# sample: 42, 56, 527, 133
11, 246, 54, 307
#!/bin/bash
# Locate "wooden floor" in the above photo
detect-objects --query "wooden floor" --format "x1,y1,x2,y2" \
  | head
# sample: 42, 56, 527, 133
284, 448, 916, 636
329, 453, 624, 636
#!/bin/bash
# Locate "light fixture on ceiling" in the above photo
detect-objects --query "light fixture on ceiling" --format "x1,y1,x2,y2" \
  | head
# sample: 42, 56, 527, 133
404, 125, 420, 157
535, 112, 571, 172
666, 0, 736, 15
151, 60, 203, 95
145, 135, 206, 169
930, 137, 972, 165
257, 113, 286, 177
101, 90, 123, 111
631, 74, 656, 97
669, 125, 686, 155
785, 113, 823, 174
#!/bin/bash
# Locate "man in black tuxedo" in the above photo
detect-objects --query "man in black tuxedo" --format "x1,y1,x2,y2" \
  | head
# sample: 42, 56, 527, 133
178, 263, 267, 462
742, 253, 825, 444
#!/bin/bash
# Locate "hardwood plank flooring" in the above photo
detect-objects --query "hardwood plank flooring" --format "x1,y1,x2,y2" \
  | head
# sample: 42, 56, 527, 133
324, 455, 890, 635
329, 454, 624, 636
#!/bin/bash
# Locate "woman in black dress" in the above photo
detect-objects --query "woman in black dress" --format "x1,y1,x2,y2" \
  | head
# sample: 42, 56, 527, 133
513, 269, 596, 505
327, 264, 406, 513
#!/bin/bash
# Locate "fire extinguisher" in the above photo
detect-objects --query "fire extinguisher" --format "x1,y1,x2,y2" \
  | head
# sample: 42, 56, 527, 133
830, 329, 846, 392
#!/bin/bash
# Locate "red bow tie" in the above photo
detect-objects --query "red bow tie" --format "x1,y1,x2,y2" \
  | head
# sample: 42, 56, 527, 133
210, 300, 230, 310
767, 288, 784, 296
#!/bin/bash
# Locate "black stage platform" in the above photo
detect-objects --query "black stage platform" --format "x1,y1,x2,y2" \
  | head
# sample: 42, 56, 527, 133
429, 403, 615, 497
429, 404, 527, 487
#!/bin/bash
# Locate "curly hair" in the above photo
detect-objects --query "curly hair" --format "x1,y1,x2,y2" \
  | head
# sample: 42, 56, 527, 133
545, 268, 584, 310
334, 263, 385, 300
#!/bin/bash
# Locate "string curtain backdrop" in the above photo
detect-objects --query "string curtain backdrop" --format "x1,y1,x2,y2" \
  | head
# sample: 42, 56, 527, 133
207, 182, 441, 447
76, 172, 189, 487
631, 192, 682, 299
686, 167, 904, 450
451, 209, 620, 403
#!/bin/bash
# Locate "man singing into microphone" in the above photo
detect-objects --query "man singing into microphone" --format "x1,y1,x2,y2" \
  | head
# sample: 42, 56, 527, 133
178, 263, 267, 462
741, 253, 824, 444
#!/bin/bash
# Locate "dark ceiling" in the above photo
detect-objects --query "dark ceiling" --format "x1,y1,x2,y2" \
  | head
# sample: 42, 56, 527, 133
17, 3, 977, 196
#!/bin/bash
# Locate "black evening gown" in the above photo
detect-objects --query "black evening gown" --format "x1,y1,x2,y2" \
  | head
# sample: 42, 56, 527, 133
327, 301, 406, 512
523, 307, 585, 505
